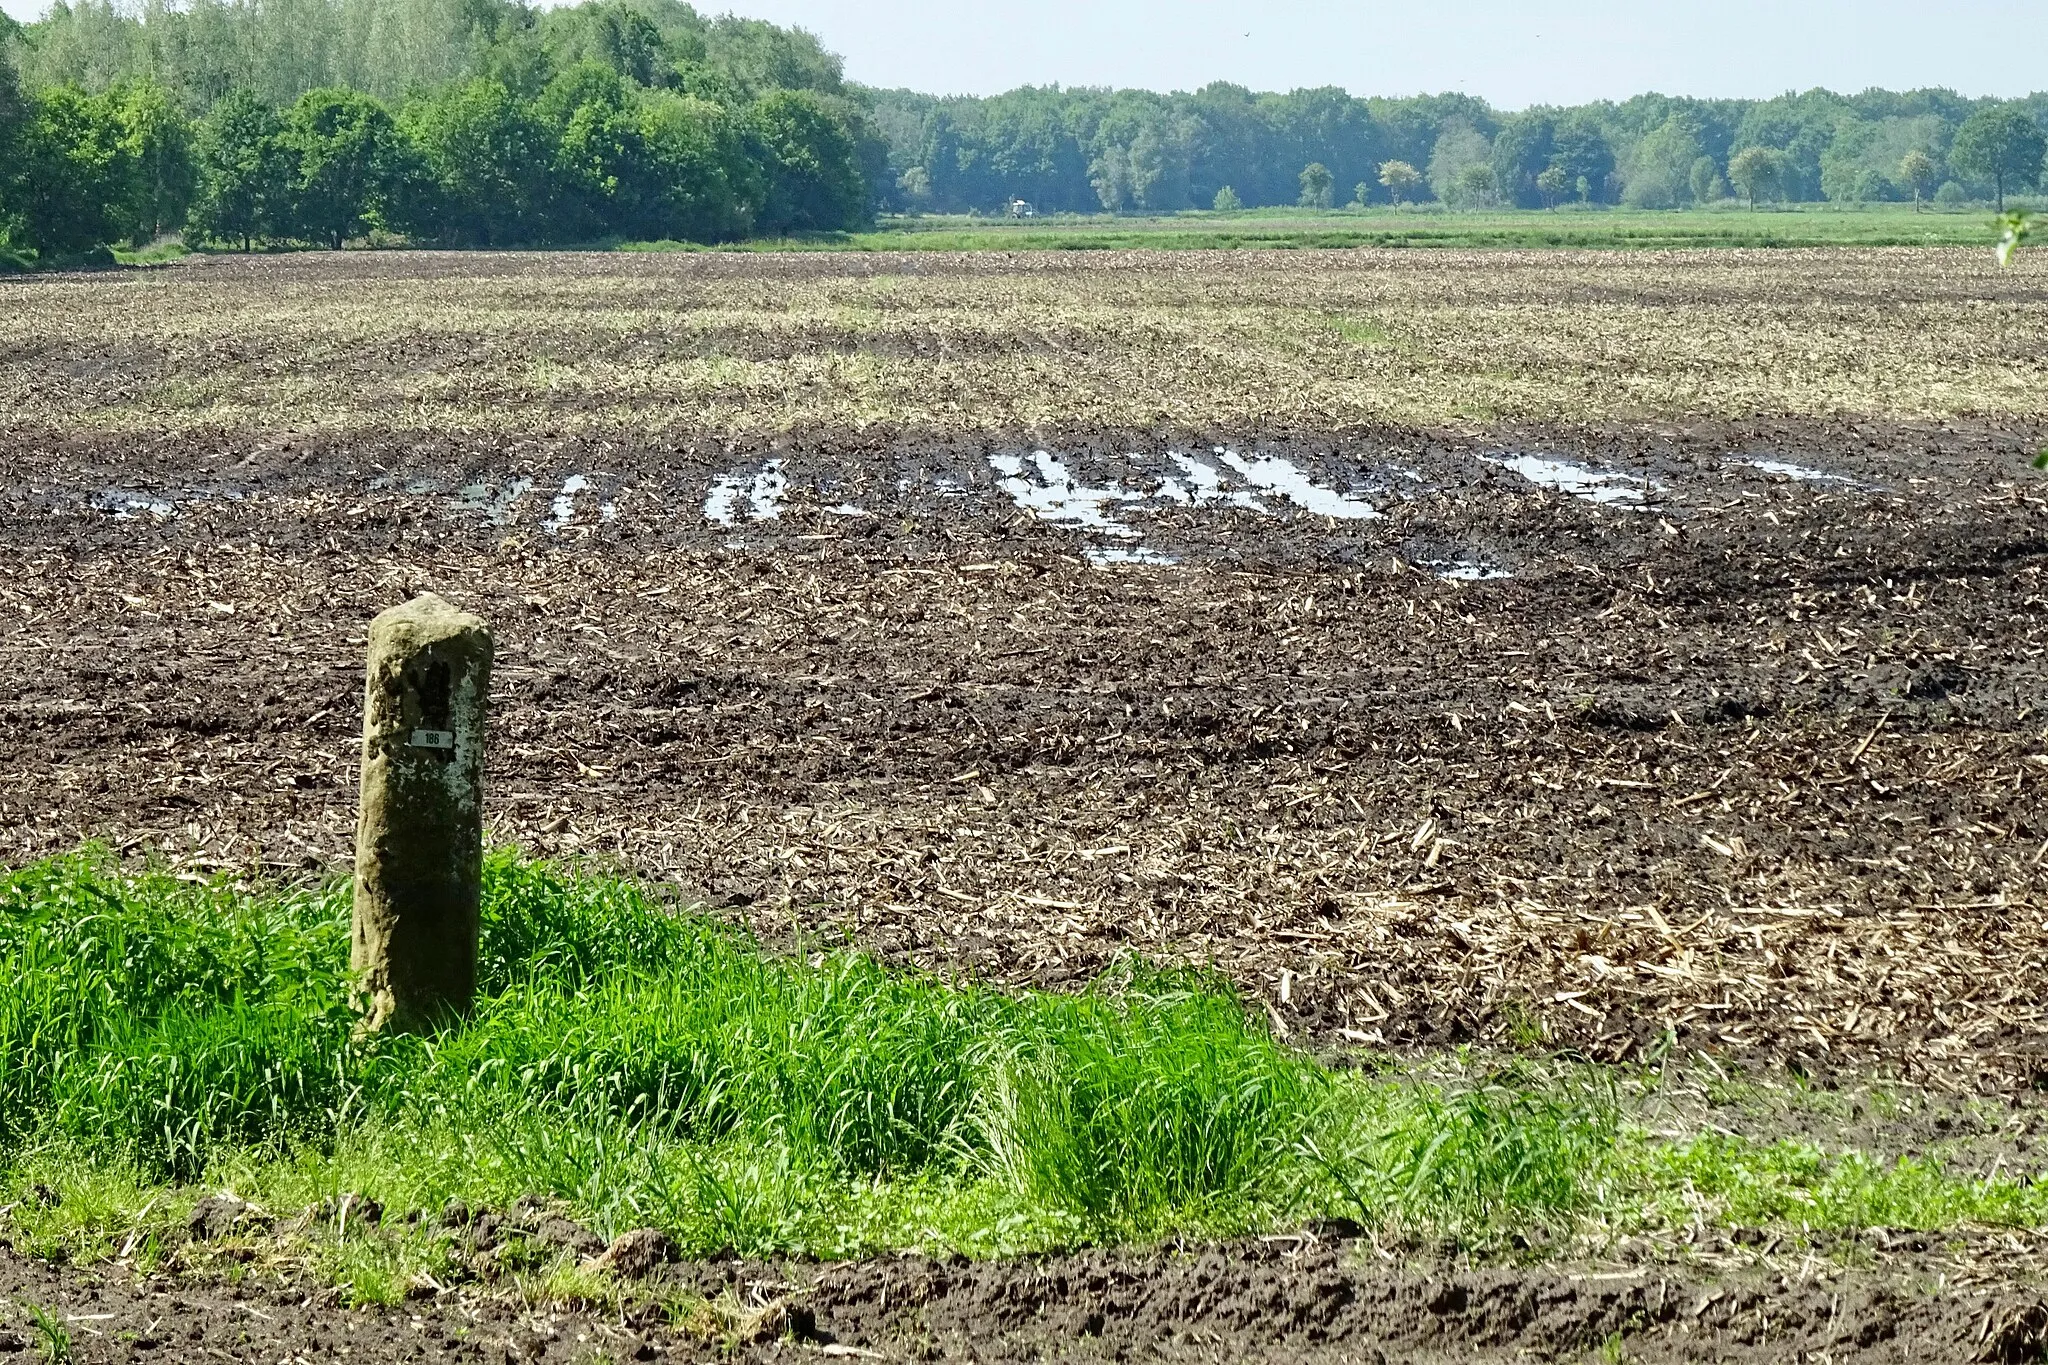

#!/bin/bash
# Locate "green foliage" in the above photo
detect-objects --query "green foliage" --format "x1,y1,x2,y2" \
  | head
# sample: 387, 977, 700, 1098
1623, 112, 1706, 208
1302, 1069, 1620, 1238
751, 88, 865, 234
1646, 1135, 2048, 1231
11, 0, 2048, 228
7, 0, 870, 252
11, 84, 134, 257
1952, 104, 2046, 211
1547, 114, 1613, 201
0, 48, 26, 250
0, 852, 1318, 1241
110, 80, 194, 241
404, 78, 557, 245
283, 88, 414, 248
1377, 159, 1421, 204
1728, 145, 1781, 209
635, 90, 763, 240
1211, 185, 1242, 213
24, 1302, 70, 1365
1297, 160, 1334, 210
1490, 112, 1554, 208
1897, 149, 1939, 203
189, 89, 290, 251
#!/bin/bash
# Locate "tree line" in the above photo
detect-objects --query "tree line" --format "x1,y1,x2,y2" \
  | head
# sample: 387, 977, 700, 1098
873, 84, 2048, 216
2, 0, 2046, 264
0, 0, 882, 260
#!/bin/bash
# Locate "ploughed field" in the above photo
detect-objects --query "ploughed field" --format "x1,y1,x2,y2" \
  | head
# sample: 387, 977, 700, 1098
4, 247, 2048, 1361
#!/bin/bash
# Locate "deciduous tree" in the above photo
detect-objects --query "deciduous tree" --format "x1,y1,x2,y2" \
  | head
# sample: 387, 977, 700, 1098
283, 88, 411, 248
407, 78, 558, 245
1377, 159, 1420, 205
13, 85, 133, 256
752, 88, 865, 233
1727, 146, 1779, 209
1297, 160, 1333, 209
0, 49, 26, 251
190, 89, 290, 250
1952, 105, 2045, 212
1897, 149, 1938, 207
113, 79, 195, 242
1688, 156, 1723, 206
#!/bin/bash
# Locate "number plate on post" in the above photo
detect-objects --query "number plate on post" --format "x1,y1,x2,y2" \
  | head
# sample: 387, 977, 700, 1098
409, 729, 456, 750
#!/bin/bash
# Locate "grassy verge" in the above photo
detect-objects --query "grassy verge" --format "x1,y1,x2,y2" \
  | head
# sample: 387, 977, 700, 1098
619, 205, 2026, 255
2, 851, 2044, 1296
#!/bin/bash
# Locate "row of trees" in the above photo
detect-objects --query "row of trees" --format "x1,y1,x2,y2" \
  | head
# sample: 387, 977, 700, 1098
873, 84, 2048, 215
5, 0, 2048, 258
1323, 107, 2047, 215
0, 0, 881, 259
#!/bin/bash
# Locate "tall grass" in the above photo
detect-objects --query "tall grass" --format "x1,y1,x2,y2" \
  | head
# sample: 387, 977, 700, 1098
5, 850, 2039, 1265
0, 852, 1366, 1249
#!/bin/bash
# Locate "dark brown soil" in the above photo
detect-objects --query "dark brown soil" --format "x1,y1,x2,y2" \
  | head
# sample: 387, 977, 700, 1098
5, 413, 2048, 1089
10, 1230, 2048, 1363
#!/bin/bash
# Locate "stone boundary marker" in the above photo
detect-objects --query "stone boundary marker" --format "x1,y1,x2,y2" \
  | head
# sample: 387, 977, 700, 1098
351, 593, 493, 1034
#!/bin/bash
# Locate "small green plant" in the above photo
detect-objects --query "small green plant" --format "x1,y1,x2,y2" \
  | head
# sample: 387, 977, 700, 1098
24, 1304, 72, 1365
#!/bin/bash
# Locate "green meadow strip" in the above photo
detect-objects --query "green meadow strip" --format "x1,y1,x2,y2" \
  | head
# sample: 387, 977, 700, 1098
2, 850, 2044, 1272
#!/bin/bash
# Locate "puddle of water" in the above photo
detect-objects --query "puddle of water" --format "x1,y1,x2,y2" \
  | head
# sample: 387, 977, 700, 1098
1160, 454, 1269, 513
824, 504, 869, 517
706, 462, 788, 527
96, 490, 174, 520
989, 452, 1145, 538
1433, 559, 1513, 582
1216, 450, 1382, 520
990, 451, 1188, 565
703, 473, 746, 527
1487, 454, 1646, 507
1745, 458, 1857, 485
545, 474, 590, 533
455, 477, 533, 525
749, 461, 787, 521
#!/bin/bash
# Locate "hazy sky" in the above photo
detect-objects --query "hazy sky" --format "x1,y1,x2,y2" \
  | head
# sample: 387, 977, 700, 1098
4, 0, 2042, 107
727, 0, 2044, 107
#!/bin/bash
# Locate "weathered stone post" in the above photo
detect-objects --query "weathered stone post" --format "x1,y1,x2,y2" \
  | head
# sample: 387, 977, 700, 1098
352, 593, 492, 1034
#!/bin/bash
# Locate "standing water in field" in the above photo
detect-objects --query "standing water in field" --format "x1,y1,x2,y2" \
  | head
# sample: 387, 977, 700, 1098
543, 475, 618, 533
95, 490, 175, 520
545, 475, 587, 533
1157, 454, 1270, 512
704, 461, 788, 527
989, 451, 1178, 565
1744, 457, 1867, 486
989, 451, 1147, 537
1486, 454, 1647, 508
749, 461, 788, 520
1215, 450, 1382, 519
